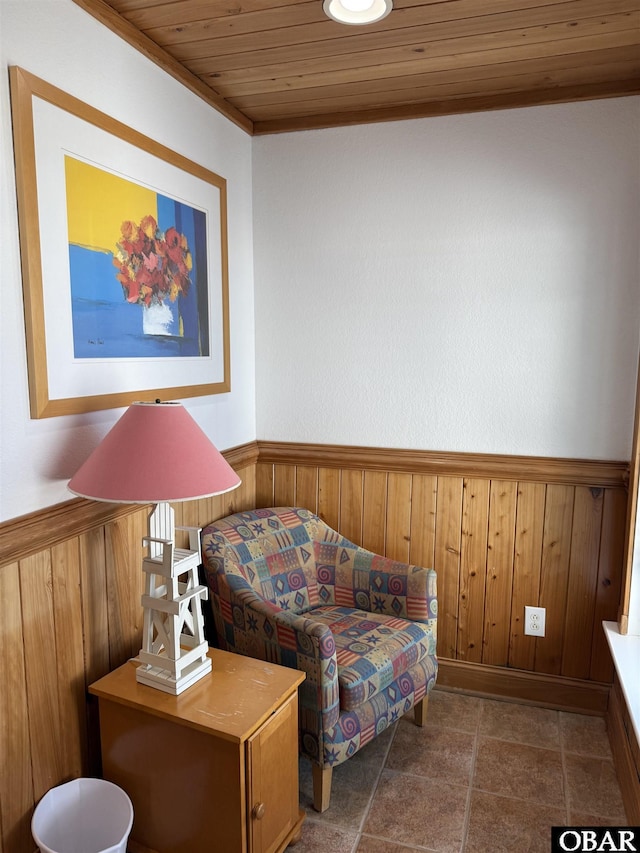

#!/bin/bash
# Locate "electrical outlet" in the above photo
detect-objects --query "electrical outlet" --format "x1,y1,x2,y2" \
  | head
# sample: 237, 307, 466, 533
524, 606, 546, 637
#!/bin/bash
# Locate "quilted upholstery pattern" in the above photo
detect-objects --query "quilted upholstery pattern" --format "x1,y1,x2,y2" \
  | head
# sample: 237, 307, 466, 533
308, 606, 435, 711
201, 507, 438, 771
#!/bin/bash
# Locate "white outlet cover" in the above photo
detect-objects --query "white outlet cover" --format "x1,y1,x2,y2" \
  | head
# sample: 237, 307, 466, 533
524, 606, 546, 637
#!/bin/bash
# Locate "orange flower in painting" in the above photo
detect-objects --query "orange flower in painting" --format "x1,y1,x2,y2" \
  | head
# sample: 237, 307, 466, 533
140, 215, 158, 239
120, 220, 138, 242
113, 216, 192, 307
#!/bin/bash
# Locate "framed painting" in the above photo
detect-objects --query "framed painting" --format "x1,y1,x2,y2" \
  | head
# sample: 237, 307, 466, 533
9, 66, 230, 419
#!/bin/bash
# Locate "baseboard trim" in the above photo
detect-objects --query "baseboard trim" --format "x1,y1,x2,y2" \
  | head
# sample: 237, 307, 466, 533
608, 677, 640, 823
437, 658, 610, 715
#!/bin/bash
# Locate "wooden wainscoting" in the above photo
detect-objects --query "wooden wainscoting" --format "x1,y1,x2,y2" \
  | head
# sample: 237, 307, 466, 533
256, 441, 628, 711
0, 439, 630, 853
0, 446, 256, 853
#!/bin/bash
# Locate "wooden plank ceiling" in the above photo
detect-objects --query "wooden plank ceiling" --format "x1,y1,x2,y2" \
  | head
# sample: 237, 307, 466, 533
75, 0, 640, 134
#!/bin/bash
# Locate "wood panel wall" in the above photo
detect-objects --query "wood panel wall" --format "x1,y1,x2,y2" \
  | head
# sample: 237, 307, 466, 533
0, 456, 256, 853
256, 442, 628, 690
0, 440, 629, 853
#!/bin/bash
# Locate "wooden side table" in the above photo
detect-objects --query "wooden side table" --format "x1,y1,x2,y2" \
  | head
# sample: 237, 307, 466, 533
89, 649, 305, 853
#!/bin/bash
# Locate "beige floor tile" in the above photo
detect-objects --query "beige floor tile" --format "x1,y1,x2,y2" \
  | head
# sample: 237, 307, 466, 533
479, 698, 560, 749
299, 756, 380, 829
427, 689, 483, 732
293, 819, 359, 852
386, 717, 475, 785
363, 770, 467, 853
564, 754, 626, 820
570, 812, 630, 826
465, 790, 567, 853
298, 692, 624, 853
473, 737, 564, 806
560, 712, 614, 759
357, 836, 427, 851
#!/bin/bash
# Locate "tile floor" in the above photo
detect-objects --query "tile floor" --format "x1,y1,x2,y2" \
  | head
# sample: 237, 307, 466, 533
292, 688, 627, 853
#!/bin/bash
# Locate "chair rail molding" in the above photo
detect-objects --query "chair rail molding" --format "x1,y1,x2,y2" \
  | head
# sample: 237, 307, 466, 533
257, 441, 628, 488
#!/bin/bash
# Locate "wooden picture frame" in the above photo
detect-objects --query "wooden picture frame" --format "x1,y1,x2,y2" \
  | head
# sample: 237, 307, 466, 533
9, 66, 230, 419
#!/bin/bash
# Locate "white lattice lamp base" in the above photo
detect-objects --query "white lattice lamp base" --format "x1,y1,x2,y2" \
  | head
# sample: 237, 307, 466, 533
136, 503, 212, 695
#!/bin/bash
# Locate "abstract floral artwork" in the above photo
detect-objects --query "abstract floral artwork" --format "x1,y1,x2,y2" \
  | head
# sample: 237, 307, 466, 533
10, 66, 229, 418
66, 156, 210, 359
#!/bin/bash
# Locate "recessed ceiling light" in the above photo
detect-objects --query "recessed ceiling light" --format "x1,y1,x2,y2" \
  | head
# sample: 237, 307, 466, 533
323, 0, 392, 25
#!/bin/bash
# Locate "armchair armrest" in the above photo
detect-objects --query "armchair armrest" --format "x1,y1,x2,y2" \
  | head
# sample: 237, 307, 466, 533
356, 551, 437, 628
313, 519, 436, 632
318, 533, 437, 635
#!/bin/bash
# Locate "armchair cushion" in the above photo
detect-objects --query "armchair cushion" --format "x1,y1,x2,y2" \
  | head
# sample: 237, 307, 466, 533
307, 605, 435, 711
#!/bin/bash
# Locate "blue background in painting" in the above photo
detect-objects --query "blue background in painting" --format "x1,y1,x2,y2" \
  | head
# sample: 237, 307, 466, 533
70, 196, 209, 359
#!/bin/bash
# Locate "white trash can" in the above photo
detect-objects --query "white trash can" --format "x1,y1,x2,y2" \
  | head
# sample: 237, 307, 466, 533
32, 778, 133, 853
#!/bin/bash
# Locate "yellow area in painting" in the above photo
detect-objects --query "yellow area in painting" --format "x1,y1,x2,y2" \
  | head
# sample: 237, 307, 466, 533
65, 156, 157, 252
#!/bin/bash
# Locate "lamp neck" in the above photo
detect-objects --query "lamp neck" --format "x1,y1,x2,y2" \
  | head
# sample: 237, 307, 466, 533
148, 502, 175, 558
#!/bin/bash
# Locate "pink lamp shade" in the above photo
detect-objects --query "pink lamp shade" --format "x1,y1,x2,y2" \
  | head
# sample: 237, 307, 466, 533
68, 402, 241, 504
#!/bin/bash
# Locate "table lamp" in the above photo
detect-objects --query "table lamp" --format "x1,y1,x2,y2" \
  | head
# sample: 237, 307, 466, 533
68, 401, 241, 694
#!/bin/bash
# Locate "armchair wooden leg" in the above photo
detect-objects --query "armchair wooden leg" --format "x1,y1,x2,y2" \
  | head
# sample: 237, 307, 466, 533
312, 764, 332, 813
414, 696, 429, 727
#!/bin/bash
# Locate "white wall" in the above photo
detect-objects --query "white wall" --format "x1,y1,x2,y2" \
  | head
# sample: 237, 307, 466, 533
0, 0, 256, 522
2, 2, 639, 525
253, 100, 640, 460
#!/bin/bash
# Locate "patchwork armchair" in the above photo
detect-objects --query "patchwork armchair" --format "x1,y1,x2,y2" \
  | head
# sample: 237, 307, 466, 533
201, 507, 438, 812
